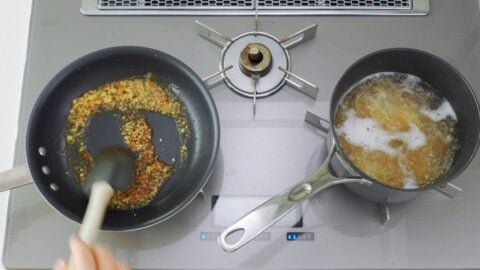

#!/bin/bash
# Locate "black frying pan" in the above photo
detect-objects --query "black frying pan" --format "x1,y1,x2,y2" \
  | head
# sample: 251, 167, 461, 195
1, 46, 219, 231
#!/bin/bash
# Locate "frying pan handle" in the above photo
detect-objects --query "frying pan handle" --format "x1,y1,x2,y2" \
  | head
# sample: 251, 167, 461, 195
218, 144, 371, 252
0, 164, 33, 192
68, 181, 114, 270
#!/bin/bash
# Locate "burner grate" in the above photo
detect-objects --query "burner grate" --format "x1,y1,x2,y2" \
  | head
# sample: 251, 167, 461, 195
197, 21, 320, 115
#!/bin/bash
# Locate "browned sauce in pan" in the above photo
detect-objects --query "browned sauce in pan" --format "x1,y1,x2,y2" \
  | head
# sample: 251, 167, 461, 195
66, 73, 190, 210
334, 73, 459, 189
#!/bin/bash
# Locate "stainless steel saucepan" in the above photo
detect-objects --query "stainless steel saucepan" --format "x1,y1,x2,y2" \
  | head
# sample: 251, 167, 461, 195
218, 48, 480, 252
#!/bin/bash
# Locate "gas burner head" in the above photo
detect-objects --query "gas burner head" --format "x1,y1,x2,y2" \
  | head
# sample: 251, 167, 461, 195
239, 43, 272, 77
221, 32, 290, 98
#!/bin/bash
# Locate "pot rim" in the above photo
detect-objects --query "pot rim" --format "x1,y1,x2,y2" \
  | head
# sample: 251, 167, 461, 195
328, 47, 480, 193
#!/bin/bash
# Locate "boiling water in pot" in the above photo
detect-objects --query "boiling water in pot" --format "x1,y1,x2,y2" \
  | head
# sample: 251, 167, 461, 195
334, 72, 459, 189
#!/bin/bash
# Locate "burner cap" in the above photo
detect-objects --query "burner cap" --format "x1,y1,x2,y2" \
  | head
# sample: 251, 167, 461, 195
239, 43, 272, 77
220, 32, 290, 98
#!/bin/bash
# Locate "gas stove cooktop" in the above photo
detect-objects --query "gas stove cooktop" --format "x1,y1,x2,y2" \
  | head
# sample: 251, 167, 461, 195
4, 0, 480, 269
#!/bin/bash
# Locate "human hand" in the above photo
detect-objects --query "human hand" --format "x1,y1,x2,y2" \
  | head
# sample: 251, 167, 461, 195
54, 235, 130, 270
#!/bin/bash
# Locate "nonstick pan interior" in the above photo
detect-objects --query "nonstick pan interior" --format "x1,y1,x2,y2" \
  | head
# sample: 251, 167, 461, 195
26, 46, 220, 231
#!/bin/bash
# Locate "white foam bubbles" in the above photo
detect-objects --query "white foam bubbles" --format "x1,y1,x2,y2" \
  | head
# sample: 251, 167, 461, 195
336, 110, 426, 156
396, 124, 426, 150
420, 100, 457, 122
403, 177, 418, 189
400, 73, 421, 92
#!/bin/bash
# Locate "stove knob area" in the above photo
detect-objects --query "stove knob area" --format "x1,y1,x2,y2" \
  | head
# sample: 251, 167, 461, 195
239, 42, 273, 77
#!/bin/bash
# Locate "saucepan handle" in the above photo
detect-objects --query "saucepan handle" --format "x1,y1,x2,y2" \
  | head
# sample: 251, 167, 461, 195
218, 144, 371, 252
0, 163, 33, 192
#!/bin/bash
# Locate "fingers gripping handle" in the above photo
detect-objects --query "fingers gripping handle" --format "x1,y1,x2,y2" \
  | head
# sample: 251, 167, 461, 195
0, 164, 33, 192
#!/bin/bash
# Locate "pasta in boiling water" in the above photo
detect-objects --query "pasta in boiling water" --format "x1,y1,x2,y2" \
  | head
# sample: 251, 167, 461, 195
334, 73, 459, 189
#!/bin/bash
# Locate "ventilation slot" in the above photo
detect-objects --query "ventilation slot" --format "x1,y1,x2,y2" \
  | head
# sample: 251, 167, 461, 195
259, 0, 411, 8
99, 0, 253, 8
82, 0, 428, 15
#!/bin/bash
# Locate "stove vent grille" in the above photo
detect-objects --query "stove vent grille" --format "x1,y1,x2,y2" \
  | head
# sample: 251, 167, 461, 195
260, 0, 410, 8
99, 0, 252, 8
85, 0, 428, 15
98, 0, 410, 9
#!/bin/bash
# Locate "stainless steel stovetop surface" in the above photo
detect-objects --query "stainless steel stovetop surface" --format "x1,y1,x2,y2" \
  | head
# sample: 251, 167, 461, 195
4, 0, 480, 269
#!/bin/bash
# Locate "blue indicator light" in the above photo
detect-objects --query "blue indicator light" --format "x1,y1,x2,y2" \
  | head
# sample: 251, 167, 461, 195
200, 233, 207, 240
287, 232, 314, 241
